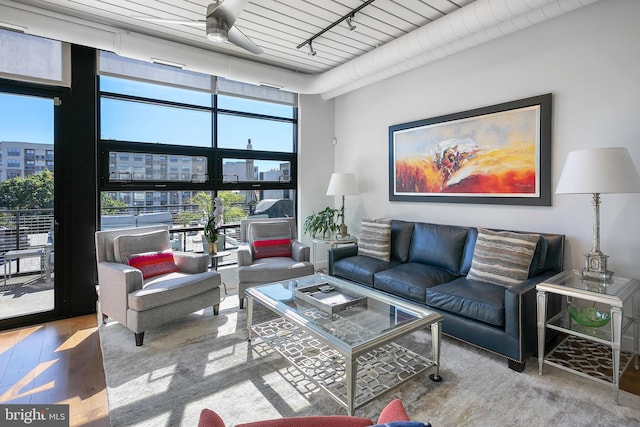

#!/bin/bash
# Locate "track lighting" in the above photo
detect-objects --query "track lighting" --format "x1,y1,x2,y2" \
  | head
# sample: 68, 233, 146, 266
346, 16, 356, 33
296, 0, 375, 54
308, 41, 317, 56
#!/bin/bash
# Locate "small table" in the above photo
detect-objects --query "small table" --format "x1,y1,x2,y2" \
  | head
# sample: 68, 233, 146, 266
246, 273, 443, 415
210, 250, 231, 295
312, 237, 357, 271
536, 270, 639, 404
3, 248, 51, 285
210, 250, 231, 270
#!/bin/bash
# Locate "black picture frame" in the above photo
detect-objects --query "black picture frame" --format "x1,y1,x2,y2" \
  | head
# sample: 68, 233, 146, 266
388, 93, 552, 206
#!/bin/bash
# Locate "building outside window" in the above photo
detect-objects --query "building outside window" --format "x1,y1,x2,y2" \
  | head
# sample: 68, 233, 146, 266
97, 51, 298, 255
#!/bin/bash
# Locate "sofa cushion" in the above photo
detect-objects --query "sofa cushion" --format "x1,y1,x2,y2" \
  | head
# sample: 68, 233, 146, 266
467, 228, 539, 287
528, 235, 549, 277
237, 257, 314, 284
459, 228, 478, 275
128, 270, 219, 311
113, 229, 170, 264
408, 223, 468, 275
390, 220, 414, 263
374, 263, 457, 304
359, 218, 392, 261
425, 277, 506, 328
333, 256, 399, 287
127, 250, 179, 279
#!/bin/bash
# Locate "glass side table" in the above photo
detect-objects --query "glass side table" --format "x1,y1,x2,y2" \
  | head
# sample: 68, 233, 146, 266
312, 237, 357, 272
536, 270, 639, 404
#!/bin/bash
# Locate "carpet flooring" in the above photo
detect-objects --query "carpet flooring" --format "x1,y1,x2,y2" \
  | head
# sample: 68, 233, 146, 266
99, 295, 640, 427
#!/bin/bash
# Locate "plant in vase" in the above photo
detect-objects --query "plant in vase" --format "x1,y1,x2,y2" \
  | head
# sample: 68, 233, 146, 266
204, 197, 225, 254
303, 206, 339, 239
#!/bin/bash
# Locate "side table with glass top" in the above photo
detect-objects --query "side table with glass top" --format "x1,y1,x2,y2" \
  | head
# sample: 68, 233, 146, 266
312, 237, 357, 272
536, 270, 639, 404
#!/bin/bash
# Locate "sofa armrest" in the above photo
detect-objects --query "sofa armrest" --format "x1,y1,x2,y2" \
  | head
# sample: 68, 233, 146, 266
327, 245, 359, 275
237, 242, 253, 266
504, 271, 562, 341
174, 251, 209, 273
291, 239, 310, 262
198, 409, 227, 427
236, 417, 373, 427
97, 261, 143, 324
376, 399, 410, 424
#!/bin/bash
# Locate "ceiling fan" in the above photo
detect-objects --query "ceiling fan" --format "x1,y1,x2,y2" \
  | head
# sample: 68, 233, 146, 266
133, 0, 263, 55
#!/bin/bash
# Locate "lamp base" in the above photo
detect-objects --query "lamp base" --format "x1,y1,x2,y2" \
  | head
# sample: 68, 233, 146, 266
337, 224, 350, 239
580, 251, 613, 284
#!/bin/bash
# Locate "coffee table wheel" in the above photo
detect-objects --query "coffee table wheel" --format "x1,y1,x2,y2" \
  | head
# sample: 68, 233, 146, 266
429, 373, 443, 382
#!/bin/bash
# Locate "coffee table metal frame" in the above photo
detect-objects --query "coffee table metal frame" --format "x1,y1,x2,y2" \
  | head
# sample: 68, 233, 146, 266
246, 273, 443, 415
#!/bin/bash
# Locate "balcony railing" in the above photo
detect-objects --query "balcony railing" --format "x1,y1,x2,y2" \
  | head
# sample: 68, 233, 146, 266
0, 209, 54, 277
0, 199, 294, 273
0, 209, 54, 253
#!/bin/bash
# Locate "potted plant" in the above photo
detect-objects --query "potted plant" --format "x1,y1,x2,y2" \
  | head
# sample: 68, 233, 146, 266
203, 197, 225, 254
303, 206, 339, 239
203, 215, 218, 254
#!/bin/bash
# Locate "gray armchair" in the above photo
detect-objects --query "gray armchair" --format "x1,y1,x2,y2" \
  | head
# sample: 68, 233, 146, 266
95, 225, 221, 346
237, 218, 314, 308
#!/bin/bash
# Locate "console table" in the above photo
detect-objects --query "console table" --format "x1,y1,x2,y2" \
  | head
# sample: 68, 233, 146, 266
536, 270, 639, 404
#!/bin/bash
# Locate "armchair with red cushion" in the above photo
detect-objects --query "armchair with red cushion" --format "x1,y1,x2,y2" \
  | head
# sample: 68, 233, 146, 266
197, 399, 423, 427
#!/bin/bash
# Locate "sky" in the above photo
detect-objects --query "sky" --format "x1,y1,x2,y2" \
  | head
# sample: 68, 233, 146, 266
0, 93, 54, 144
0, 76, 294, 153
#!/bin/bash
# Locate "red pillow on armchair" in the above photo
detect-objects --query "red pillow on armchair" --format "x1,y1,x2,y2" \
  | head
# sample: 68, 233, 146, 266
197, 399, 412, 427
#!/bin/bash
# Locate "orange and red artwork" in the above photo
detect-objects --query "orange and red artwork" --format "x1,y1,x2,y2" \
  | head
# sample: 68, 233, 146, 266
391, 101, 547, 203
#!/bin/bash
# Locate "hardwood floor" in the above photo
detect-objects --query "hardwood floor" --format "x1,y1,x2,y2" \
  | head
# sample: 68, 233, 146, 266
0, 315, 109, 427
0, 315, 638, 427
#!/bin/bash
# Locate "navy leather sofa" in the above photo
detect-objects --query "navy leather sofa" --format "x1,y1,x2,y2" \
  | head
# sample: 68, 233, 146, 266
328, 220, 565, 371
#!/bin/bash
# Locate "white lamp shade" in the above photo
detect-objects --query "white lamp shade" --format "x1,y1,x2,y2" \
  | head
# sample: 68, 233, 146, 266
326, 173, 358, 196
555, 147, 640, 194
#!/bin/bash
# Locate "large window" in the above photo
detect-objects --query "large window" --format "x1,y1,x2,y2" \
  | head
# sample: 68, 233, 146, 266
97, 51, 299, 243
100, 97, 212, 147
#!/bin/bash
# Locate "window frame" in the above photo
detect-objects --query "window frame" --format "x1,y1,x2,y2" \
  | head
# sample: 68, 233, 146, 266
96, 67, 298, 215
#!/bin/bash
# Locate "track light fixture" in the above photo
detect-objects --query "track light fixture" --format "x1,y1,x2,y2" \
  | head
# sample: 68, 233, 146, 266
297, 0, 375, 55
346, 15, 356, 33
308, 41, 317, 56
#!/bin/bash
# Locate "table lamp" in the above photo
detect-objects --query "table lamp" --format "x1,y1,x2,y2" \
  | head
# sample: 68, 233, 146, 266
556, 147, 640, 283
326, 173, 358, 239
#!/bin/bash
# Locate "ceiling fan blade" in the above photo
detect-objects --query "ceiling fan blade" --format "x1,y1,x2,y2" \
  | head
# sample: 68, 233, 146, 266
228, 26, 263, 55
132, 16, 206, 27
209, 0, 250, 27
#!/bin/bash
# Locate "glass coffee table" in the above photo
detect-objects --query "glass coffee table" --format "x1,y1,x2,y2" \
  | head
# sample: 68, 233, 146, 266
246, 273, 443, 415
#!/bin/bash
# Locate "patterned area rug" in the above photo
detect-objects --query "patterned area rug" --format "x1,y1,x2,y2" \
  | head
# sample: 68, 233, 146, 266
99, 296, 640, 426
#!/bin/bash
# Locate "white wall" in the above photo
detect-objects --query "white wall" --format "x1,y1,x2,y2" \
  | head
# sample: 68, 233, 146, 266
330, 0, 640, 280
298, 94, 335, 253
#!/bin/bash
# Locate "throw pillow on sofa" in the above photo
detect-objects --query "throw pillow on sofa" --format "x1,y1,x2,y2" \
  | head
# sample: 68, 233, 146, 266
359, 218, 392, 261
466, 228, 539, 287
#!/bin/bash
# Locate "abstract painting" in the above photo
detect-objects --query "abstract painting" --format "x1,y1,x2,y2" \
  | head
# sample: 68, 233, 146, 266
389, 94, 551, 205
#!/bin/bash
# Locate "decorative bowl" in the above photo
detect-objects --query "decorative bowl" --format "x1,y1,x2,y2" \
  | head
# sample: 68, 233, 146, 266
567, 305, 611, 328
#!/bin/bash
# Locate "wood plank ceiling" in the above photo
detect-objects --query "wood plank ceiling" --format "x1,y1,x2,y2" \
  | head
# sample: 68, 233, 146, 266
10, 0, 476, 74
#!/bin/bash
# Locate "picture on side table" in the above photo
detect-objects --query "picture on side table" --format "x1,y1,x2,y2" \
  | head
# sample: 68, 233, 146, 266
388, 93, 552, 205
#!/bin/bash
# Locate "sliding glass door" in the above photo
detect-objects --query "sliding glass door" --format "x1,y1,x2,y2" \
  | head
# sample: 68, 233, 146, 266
0, 90, 58, 322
